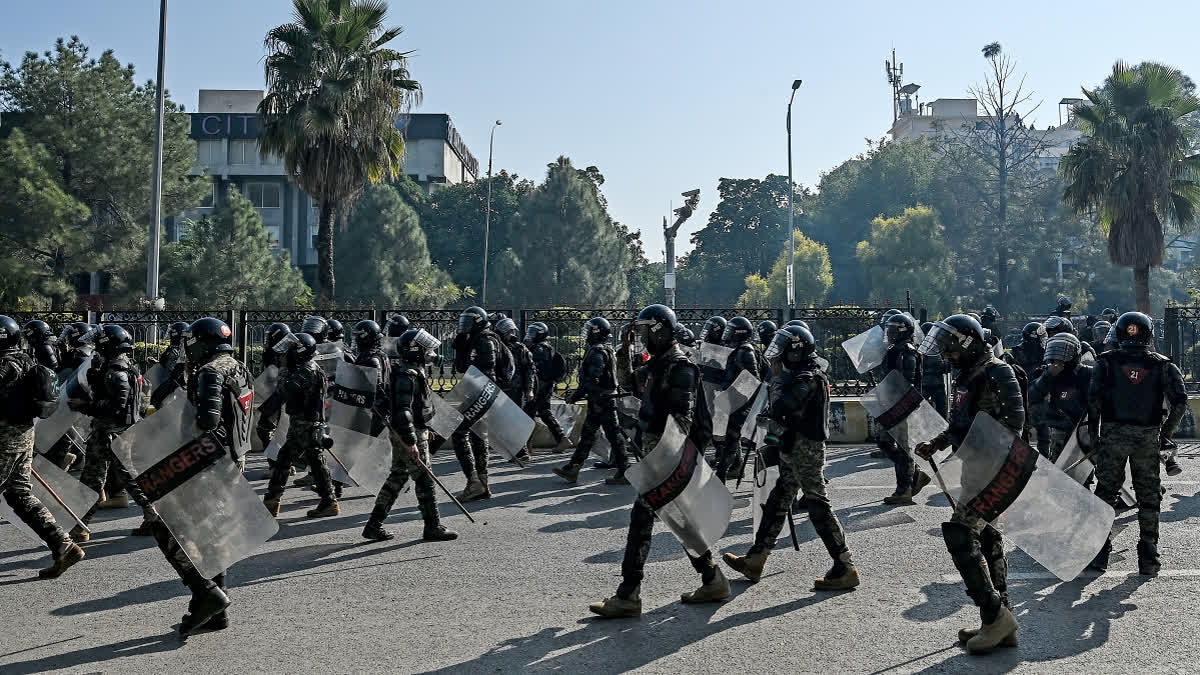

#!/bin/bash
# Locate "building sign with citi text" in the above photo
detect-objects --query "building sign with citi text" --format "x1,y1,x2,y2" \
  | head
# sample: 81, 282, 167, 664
189, 113, 260, 139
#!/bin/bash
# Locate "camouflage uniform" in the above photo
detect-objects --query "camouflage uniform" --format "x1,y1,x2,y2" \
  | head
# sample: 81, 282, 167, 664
1089, 348, 1187, 562
265, 360, 335, 503
78, 354, 152, 523
451, 330, 502, 484
0, 349, 72, 550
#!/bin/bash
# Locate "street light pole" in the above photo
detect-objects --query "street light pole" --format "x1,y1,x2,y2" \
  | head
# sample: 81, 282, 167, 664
480, 119, 502, 306
786, 79, 802, 310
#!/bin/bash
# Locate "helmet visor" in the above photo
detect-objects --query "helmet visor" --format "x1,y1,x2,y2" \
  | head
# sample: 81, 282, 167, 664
494, 317, 517, 340
918, 322, 971, 357
412, 328, 441, 352
1043, 338, 1078, 364
272, 332, 300, 355
457, 313, 478, 334
78, 326, 101, 346
702, 319, 721, 340
764, 331, 791, 362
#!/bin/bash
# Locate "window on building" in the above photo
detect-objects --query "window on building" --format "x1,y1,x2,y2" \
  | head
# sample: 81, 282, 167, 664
264, 225, 282, 251
196, 139, 223, 165
229, 139, 256, 165
199, 180, 217, 208
245, 182, 282, 209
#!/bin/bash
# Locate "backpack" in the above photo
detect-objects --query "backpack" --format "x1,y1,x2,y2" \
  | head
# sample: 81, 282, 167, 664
547, 350, 568, 383
2, 352, 59, 421
493, 335, 516, 387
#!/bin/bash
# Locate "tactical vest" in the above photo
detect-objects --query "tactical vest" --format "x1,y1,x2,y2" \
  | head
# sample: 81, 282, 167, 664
781, 366, 830, 442
583, 344, 619, 393
404, 367, 436, 427
638, 348, 698, 434
1100, 351, 1169, 426
100, 357, 143, 427
1045, 365, 1090, 429
196, 356, 254, 456
284, 361, 325, 421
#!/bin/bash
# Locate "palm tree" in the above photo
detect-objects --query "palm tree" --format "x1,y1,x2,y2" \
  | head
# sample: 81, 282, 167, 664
1060, 61, 1200, 313
258, 0, 420, 300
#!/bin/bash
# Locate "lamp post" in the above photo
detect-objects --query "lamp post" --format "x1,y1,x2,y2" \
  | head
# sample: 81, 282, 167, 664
145, 0, 169, 340
786, 79, 802, 309
481, 119, 502, 306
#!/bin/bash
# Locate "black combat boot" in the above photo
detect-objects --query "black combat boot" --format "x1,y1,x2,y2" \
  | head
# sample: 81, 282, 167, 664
418, 492, 458, 541
362, 504, 394, 541
178, 577, 231, 636
202, 574, 229, 630
1138, 539, 1161, 576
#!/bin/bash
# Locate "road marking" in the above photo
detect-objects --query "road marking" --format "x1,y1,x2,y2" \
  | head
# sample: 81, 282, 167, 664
941, 569, 1200, 582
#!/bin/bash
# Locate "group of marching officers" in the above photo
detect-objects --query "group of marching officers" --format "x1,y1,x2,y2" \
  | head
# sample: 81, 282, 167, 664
0, 298, 1188, 654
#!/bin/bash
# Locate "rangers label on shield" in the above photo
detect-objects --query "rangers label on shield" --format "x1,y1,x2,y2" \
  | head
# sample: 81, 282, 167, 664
136, 433, 226, 502
443, 366, 535, 460
874, 386, 924, 430
963, 436, 1038, 522
460, 380, 499, 426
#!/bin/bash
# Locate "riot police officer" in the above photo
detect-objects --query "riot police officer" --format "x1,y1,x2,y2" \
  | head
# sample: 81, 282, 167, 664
1010, 322, 1047, 376
756, 320, 777, 353
493, 315, 535, 461
1054, 296, 1073, 318
1090, 320, 1112, 354
327, 319, 345, 344
1088, 312, 1188, 575
723, 325, 860, 590
0, 315, 85, 579
616, 322, 648, 386
57, 321, 93, 373
350, 319, 390, 437
302, 315, 330, 343
452, 306, 504, 501
363, 328, 458, 543
22, 320, 58, 371
555, 317, 629, 485
1046, 315, 1095, 363
262, 332, 339, 518
69, 325, 158, 540
674, 326, 697, 353
255, 322, 292, 466
161, 317, 253, 634
1027, 334, 1091, 461
920, 321, 948, 418
879, 312, 931, 505
589, 305, 728, 618
149, 321, 190, 409
700, 316, 726, 346
714, 316, 760, 482
523, 322, 570, 452
915, 314, 1025, 653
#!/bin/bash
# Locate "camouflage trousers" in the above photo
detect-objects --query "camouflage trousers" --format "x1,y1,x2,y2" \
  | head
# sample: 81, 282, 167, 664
266, 420, 335, 501
1094, 423, 1161, 546
452, 423, 489, 482
570, 396, 628, 470
0, 424, 69, 550
753, 437, 848, 558
369, 430, 440, 527
616, 430, 717, 599
80, 425, 150, 523
880, 433, 917, 493
150, 519, 225, 592
945, 478, 1009, 611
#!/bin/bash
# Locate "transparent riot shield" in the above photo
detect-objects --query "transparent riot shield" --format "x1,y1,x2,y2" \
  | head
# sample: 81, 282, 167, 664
841, 325, 886, 374
263, 412, 353, 485
443, 366, 535, 460
328, 361, 380, 434
313, 342, 344, 379
113, 392, 278, 579
427, 393, 464, 442
265, 412, 288, 461
953, 412, 1115, 581
550, 400, 583, 441
0, 454, 99, 543
253, 365, 280, 409
34, 356, 93, 454
711, 370, 761, 439
860, 370, 948, 454
144, 363, 169, 392
1054, 425, 1136, 507
625, 416, 732, 557
325, 426, 391, 496
751, 454, 780, 537
698, 342, 733, 423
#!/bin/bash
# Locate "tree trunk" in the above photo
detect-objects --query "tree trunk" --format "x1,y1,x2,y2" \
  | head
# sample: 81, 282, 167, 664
1134, 266, 1151, 314
996, 245, 1008, 315
318, 200, 337, 302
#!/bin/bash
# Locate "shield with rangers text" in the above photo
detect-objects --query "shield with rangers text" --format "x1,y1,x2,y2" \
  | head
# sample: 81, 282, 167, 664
328, 360, 380, 434
443, 366, 535, 460
861, 370, 948, 455
113, 392, 277, 579
625, 416, 732, 557
951, 412, 1114, 581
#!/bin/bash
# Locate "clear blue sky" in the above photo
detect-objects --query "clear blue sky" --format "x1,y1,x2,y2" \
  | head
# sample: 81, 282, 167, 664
3, 1, 1198, 260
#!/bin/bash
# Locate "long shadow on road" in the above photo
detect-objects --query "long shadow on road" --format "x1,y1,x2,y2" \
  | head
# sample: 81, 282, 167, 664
0, 631, 183, 675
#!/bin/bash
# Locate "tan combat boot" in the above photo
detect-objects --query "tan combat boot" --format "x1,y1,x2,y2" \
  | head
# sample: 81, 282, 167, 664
306, 500, 339, 518
814, 551, 861, 591
589, 587, 642, 618
130, 506, 159, 536
263, 495, 281, 517
723, 548, 770, 583
681, 566, 731, 604
69, 524, 89, 543
883, 488, 914, 505
966, 605, 1018, 654
458, 476, 487, 501
39, 539, 85, 579
959, 625, 1018, 647
552, 463, 582, 484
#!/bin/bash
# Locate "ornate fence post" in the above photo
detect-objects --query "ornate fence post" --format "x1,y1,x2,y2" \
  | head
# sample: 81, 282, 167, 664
1165, 305, 1180, 362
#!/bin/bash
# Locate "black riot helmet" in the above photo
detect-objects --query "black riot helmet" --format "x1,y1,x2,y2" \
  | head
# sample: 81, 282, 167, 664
302, 316, 330, 343
920, 321, 934, 335
458, 306, 489, 335
635, 304, 678, 355
396, 328, 441, 365
980, 306, 999, 330
353, 320, 382, 352
722, 316, 754, 346
785, 319, 810, 331
1099, 307, 1118, 323
1115, 312, 1154, 350
1043, 316, 1074, 337
756, 320, 777, 346
62, 321, 92, 350
584, 317, 613, 345
700, 316, 727, 344
879, 309, 901, 327
22, 320, 53, 346
918, 314, 986, 368
764, 325, 817, 366
265, 322, 292, 350
674, 325, 697, 347
1043, 333, 1082, 368
1091, 320, 1112, 344
0, 315, 22, 352
385, 314, 411, 338
524, 321, 549, 344
1056, 296, 1073, 315
94, 324, 135, 358
167, 321, 190, 346
185, 317, 235, 363
327, 319, 345, 342
884, 312, 916, 345
1022, 321, 1048, 347
494, 316, 519, 343
287, 332, 318, 368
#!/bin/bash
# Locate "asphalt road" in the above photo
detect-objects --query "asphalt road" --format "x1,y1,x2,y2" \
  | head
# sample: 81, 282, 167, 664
2, 444, 1199, 674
